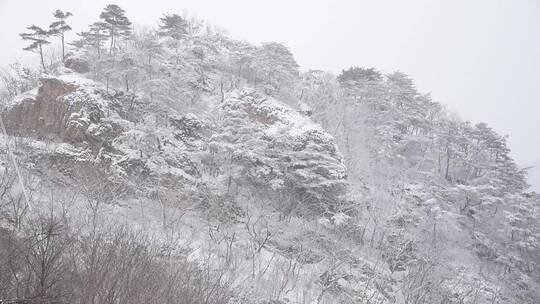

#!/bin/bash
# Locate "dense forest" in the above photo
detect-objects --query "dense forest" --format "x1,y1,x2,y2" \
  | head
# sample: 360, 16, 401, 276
0, 5, 539, 304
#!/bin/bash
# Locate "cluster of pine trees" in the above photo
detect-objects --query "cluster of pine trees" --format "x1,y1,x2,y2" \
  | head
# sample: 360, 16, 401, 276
19, 9, 73, 70
3, 3, 538, 303
17, 4, 298, 107
300, 66, 539, 301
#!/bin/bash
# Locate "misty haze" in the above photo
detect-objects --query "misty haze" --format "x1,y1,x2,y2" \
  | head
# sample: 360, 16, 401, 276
0, 1, 539, 304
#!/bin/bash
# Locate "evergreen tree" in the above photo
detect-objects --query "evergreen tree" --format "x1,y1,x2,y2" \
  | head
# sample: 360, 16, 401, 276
137, 32, 163, 79
76, 22, 109, 57
158, 14, 188, 40
386, 71, 417, 109
99, 4, 132, 55
229, 41, 256, 80
337, 66, 384, 104
19, 25, 51, 71
337, 66, 382, 86
252, 42, 299, 95
48, 9, 73, 61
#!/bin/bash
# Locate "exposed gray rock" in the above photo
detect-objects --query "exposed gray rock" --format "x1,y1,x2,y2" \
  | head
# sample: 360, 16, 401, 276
64, 56, 90, 73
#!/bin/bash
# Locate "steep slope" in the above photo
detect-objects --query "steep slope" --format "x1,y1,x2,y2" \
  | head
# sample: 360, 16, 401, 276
0, 68, 363, 303
300, 68, 540, 304
0, 15, 539, 304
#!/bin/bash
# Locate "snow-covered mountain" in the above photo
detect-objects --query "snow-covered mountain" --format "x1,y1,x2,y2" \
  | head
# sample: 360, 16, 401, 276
0, 7, 539, 304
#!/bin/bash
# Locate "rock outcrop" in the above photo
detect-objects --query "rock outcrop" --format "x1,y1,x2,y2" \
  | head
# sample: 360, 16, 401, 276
64, 56, 90, 73
3, 78, 78, 140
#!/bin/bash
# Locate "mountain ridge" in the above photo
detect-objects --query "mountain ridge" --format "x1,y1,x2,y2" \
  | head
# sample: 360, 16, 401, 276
0, 7, 539, 304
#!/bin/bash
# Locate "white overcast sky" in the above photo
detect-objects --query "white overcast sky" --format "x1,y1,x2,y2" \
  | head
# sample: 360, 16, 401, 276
1, 0, 539, 190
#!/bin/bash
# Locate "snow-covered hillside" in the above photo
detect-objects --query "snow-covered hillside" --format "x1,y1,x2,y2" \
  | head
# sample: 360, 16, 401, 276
0, 6, 539, 304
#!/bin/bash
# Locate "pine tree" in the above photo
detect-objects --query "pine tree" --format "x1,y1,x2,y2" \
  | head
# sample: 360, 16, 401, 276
337, 66, 384, 104
77, 22, 109, 57
19, 25, 51, 71
99, 4, 132, 55
229, 41, 256, 80
158, 14, 188, 40
139, 33, 163, 79
337, 67, 382, 86
252, 42, 299, 95
49, 9, 73, 61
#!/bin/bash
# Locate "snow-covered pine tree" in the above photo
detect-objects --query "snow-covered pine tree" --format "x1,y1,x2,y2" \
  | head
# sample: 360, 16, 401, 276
19, 25, 51, 71
158, 13, 188, 40
252, 42, 299, 96
48, 9, 72, 61
99, 4, 132, 55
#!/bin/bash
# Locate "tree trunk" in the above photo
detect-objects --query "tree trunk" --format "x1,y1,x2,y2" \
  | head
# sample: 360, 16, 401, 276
238, 63, 243, 78
39, 44, 46, 72
96, 32, 101, 58
148, 54, 152, 79
109, 27, 115, 55
445, 147, 451, 180
220, 81, 224, 103
61, 32, 65, 61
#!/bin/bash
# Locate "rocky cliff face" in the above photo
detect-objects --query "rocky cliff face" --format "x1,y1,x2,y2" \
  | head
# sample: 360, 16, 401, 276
214, 89, 348, 216
1, 72, 347, 211
4, 78, 78, 140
